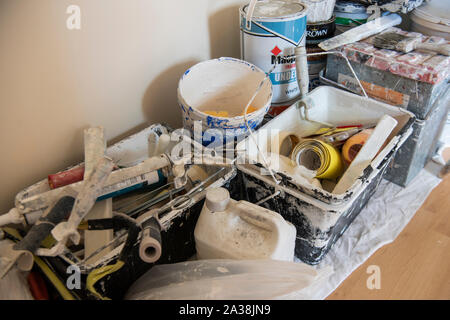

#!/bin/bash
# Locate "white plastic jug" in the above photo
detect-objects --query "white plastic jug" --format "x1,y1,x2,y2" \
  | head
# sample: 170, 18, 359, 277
194, 188, 296, 261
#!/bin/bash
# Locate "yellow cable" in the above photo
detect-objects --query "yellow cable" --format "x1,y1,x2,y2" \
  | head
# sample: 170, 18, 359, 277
86, 260, 125, 300
33, 256, 76, 300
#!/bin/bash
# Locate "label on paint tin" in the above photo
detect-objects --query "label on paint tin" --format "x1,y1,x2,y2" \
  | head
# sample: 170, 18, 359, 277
240, 2, 307, 104
306, 16, 336, 42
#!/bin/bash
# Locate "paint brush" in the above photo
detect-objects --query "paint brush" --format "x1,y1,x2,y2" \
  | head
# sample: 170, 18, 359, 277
318, 14, 402, 51
372, 32, 450, 56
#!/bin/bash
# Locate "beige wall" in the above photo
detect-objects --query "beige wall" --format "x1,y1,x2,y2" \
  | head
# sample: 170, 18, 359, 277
0, 0, 247, 213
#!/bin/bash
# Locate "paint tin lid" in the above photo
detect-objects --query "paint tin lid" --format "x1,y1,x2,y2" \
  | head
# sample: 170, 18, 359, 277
334, 1, 367, 14
243, 1, 306, 19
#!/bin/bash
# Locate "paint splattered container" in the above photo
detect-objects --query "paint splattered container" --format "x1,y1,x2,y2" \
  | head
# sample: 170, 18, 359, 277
324, 28, 450, 186
234, 86, 414, 264
178, 57, 272, 145
240, 1, 307, 105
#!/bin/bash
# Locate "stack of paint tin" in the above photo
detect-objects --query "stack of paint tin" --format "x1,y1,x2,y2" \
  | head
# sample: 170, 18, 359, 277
304, 0, 336, 90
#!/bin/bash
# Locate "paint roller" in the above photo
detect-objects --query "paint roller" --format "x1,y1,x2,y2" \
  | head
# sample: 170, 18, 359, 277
13, 196, 75, 255
135, 166, 209, 264
0, 196, 75, 279
139, 214, 162, 264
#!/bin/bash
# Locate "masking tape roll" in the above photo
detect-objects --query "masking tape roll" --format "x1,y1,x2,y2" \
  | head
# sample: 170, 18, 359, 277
271, 131, 302, 157
291, 139, 343, 180
341, 129, 373, 165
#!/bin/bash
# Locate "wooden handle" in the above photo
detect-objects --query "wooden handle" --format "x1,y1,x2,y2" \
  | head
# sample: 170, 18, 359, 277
416, 43, 450, 56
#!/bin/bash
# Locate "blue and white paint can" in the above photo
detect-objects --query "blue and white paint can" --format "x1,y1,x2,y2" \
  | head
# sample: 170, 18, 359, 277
240, 1, 308, 104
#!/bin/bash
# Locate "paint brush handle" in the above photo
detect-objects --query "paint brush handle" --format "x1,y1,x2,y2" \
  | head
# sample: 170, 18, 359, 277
295, 46, 309, 98
414, 43, 450, 56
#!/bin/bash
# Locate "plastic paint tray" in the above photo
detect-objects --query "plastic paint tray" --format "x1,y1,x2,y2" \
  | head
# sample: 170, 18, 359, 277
234, 86, 414, 264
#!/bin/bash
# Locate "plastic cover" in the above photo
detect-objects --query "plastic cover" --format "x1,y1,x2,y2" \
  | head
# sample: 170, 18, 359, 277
125, 259, 333, 300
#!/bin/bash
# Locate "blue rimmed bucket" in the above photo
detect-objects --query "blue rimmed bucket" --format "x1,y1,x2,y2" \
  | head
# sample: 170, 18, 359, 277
177, 57, 272, 146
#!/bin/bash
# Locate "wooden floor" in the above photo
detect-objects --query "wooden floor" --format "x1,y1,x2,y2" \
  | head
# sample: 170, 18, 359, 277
327, 172, 450, 300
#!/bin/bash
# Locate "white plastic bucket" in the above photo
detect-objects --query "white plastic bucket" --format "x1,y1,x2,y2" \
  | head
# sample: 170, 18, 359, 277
178, 57, 272, 144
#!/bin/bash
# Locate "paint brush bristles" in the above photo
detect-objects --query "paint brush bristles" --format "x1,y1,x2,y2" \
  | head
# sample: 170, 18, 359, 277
372, 32, 412, 51
372, 32, 450, 56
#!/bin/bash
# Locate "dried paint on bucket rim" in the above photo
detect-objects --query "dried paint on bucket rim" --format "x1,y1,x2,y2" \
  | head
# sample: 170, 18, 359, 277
178, 57, 272, 143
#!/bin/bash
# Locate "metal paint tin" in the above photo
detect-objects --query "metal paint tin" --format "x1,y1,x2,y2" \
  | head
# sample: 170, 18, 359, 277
305, 16, 335, 91
306, 46, 327, 90
240, 1, 307, 104
334, 1, 368, 27
306, 15, 336, 44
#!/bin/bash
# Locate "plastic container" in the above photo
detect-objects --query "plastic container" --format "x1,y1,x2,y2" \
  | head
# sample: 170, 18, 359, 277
324, 29, 450, 186
178, 57, 272, 144
194, 188, 296, 261
234, 86, 414, 264
410, 1, 450, 40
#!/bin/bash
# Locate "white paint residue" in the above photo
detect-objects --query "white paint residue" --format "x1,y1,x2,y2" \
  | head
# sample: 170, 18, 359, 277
217, 267, 229, 273
251, 2, 303, 18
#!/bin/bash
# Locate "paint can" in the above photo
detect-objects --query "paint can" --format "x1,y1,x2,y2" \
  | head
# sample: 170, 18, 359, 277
334, 1, 368, 34
306, 15, 336, 44
240, 1, 307, 104
178, 57, 272, 145
306, 16, 335, 90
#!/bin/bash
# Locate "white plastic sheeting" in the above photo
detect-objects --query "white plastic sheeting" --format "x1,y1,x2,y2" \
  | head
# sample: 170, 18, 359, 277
126, 259, 333, 300
0, 240, 33, 300
312, 166, 442, 299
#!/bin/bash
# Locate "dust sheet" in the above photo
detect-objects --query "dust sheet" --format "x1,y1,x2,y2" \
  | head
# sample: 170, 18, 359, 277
306, 165, 442, 299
